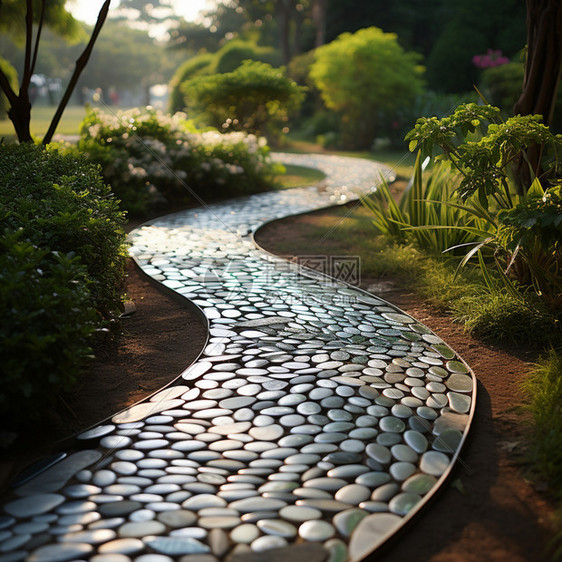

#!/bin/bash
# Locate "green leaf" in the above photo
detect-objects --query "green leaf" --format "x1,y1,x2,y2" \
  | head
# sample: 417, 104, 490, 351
527, 177, 545, 197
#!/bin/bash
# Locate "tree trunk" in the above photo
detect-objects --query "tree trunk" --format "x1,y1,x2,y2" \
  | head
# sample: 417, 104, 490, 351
293, 8, 302, 58
312, 0, 327, 48
514, 0, 562, 125
7, 95, 33, 143
513, 0, 562, 189
277, 0, 292, 66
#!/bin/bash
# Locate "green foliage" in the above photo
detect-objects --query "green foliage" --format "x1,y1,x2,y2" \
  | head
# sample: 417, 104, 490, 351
406, 107, 562, 206
481, 61, 525, 115
168, 53, 215, 113
361, 152, 481, 253
521, 349, 562, 490
497, 186, 562, 308
72, 106, 282, 214
211, 39, 281, 74
424, 0, 525, 93
0, 0, 82, 41
0, 143, 127, 426
80, 20, 184, 97
425, 21, 487, 94
182, 61, 305, 142
0, 56, 17, 121
0, 232, 96, 425
0, 143, 127, 319
309, 27, 425, 149
405, 103, 562, 310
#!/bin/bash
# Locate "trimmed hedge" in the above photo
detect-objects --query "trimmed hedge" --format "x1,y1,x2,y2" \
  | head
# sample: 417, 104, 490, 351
0, 143, 127, 425
0, 143, 127, 318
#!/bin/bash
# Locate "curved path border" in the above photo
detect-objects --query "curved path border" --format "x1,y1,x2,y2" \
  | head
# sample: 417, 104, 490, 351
0, 153, 476, 562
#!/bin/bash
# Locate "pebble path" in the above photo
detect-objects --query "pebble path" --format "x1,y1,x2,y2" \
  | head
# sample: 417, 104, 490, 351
0, 153, 475, 562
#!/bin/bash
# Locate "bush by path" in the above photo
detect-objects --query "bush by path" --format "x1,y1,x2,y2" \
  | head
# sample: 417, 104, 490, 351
0, 143, 127, 425
69, 106, 283, 215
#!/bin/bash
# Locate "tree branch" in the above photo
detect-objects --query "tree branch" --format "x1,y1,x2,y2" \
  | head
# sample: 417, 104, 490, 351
30, 0, 47, 78
21, 0, 34, 94
43, 0, 111, 144
0, 66, 17, 105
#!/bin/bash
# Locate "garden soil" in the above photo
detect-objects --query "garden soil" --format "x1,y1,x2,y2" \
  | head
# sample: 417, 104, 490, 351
0, 209, 556, 561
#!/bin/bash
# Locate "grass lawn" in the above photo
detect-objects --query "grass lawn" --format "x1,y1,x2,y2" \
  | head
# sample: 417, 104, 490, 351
0, 106, 88, 140
275, 163, 326, 189
284, 138, 417, 180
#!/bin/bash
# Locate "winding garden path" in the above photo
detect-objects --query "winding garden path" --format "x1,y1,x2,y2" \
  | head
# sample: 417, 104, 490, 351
0, 153, 476, 562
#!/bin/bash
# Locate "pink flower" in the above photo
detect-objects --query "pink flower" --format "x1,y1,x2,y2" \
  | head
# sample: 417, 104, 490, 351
473, 49, 510, 69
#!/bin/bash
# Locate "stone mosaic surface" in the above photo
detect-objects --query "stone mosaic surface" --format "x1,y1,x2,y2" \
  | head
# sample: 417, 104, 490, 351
0, 153, 475, 562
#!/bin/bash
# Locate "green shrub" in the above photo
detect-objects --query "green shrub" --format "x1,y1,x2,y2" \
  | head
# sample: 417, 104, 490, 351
309, 27, 424, 149
425, 22, 487, 94
0, 56, 18, 121
453, 291, 559, 344
73, 106, 282, 214
480, 61, 524, 115
0, 232, 96, 425
183, 60, 305, 142
0, 142, 127, 319
0, 144, 127, 425
168, 53, 215, 113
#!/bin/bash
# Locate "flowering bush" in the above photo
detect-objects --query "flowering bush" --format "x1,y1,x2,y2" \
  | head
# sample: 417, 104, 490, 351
72, 106, 282, 215
473, 49, 510, 69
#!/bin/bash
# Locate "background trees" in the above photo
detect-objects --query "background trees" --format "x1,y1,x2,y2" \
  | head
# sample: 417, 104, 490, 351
0, 0, 110, 142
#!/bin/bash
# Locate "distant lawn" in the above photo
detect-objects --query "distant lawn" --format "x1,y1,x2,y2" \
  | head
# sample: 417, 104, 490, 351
0, 106, 88, 140
285, 138, 416, 180
276, 164, 326, 189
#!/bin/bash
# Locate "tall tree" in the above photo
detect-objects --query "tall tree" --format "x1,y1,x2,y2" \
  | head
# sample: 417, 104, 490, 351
514, 0, 562, 125
0, 0, 110, 143
311, 0, 327, 47
200, 0, 314, 65
513, 0, 562, 183
0, 0, 80, 39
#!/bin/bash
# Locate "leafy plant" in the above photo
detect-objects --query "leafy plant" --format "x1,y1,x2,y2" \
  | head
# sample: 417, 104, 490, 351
405, 103, 562, 311
361, 151, 481, 253
405, 103, 562, 202
0, 232, 96, 425
0, 142, 127, 319
497, 184, 562, 307
182, 60, 305, 143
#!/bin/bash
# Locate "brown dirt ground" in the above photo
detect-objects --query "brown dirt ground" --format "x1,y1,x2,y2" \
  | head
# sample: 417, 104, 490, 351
0, 204, 557, 561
